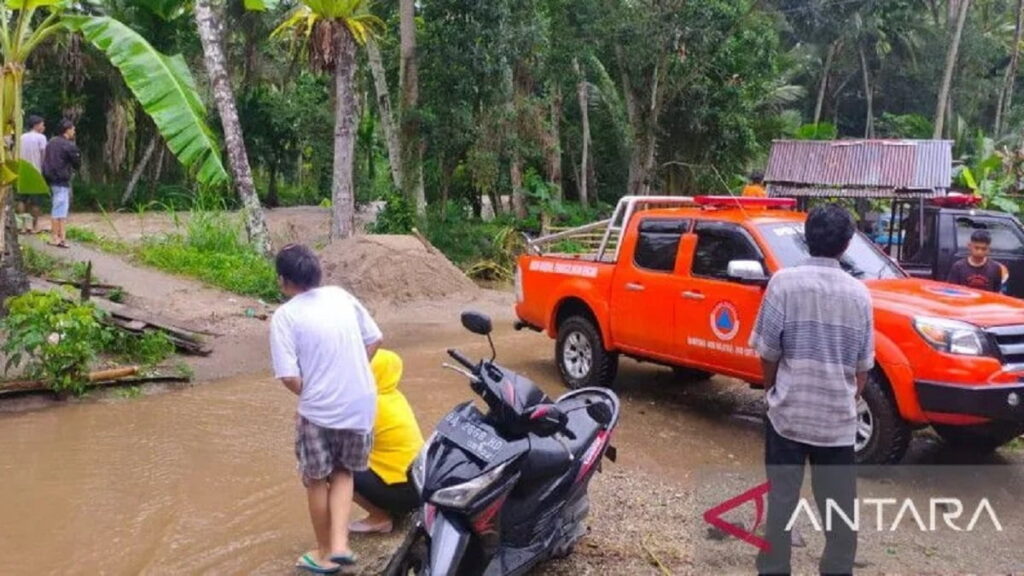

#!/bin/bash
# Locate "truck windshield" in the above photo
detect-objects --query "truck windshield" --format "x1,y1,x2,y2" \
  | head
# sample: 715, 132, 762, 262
758, 223, 905, 280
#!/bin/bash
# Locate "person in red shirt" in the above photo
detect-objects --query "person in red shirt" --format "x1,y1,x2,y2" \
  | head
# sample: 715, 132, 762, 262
947, 230, 1009, 293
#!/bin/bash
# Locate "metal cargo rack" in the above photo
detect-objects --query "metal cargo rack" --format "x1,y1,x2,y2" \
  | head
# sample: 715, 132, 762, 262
525, 196, 698, 263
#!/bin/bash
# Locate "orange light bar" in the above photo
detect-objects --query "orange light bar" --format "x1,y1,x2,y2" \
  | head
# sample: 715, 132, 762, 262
693, 196, 797, 209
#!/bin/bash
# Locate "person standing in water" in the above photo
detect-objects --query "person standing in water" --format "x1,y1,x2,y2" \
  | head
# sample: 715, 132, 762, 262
269, 244, 383, 575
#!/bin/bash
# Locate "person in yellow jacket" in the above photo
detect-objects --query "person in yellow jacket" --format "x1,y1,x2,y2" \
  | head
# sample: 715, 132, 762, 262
350, 349, 424, 534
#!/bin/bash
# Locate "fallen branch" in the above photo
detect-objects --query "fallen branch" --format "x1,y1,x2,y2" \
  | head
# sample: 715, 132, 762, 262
641, 534, 672, 576
0, 374, 191, 398
0, 366, 139, 395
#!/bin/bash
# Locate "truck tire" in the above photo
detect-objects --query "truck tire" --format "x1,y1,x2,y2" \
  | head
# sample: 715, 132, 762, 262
933, 422, 1024, 453
856, 372, 911, 465
556, 316, 618, 389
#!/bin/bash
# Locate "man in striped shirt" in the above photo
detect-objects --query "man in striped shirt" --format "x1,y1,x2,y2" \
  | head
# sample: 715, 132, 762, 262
750, 203, 874, 576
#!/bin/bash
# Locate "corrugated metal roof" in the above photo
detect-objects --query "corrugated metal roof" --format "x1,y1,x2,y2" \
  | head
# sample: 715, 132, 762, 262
766, 184, 944, 198
764, 139, 952, 192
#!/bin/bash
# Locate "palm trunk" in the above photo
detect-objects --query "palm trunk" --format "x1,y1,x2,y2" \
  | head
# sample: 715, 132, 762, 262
575, 58, 591, 207
194, 0, 272, 257
366, 40, 403, 192
546, 86, 563, 202
814, 40, 839, 126
934, 0, 971, 139
859, 46, 875, 138
0, 65, 28, 308
330, 26, 359, 241
123, 135, 158, 205
996, 0, 1024, 135
399, 0, 426, 216
149, 145, 166, 196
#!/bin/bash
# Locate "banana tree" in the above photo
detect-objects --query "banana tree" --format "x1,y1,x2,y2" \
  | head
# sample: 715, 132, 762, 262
270, 0, 383, 240
0, 0, 230, 304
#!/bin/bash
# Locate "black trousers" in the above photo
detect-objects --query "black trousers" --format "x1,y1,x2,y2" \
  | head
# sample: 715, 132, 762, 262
757, 422, 857, 576
354, 469, 420, 518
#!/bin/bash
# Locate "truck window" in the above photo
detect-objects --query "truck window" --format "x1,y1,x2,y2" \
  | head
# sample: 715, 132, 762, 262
633, 218, 690, 272
954, 217, 1024, 255
692, 221, 763, 280
759, 223, 905, 279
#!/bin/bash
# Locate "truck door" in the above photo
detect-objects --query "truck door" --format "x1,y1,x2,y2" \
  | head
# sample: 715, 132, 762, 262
952, 215, 1024, 297
677, 220, 766, 381
609, 217, 690, 359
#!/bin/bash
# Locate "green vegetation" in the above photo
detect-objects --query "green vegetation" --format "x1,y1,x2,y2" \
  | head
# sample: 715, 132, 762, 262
66, 209, 279, 303
1, 290, 177, 396
137, 210, 279, 302
21, 245, 90, 284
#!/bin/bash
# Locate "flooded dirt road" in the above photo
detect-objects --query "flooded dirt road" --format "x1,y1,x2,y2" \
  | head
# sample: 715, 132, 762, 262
2, 321, 1024, 574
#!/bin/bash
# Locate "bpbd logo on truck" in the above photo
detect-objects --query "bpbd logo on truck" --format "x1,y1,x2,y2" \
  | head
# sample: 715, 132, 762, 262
710, 302, 740, 341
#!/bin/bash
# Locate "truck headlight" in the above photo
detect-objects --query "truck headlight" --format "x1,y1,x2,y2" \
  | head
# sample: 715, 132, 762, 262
913, 317, 991, 356
431, 460, 512, 509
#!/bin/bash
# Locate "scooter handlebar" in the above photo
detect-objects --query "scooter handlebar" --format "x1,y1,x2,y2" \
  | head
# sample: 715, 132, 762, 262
446, 348, 476, 371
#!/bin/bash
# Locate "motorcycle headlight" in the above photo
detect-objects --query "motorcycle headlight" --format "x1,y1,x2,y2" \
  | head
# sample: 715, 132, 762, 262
410, 434, 434, 493
431, 460, 512, 510
913, 317, 991, 356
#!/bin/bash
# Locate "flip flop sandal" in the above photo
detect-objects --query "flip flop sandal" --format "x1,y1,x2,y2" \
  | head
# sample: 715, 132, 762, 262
295, 553, 340, 575
329, 552, 358, 566
57, 242, 69, 249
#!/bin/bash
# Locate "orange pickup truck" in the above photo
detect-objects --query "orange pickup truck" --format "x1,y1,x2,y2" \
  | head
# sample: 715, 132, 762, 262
514, 196, 1024, 464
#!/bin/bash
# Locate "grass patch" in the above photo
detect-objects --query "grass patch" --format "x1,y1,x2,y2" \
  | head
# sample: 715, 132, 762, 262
66, 226, 132, 253
66, 213, 279, 302
21, 245, 89, 283
137, 210, 280, 302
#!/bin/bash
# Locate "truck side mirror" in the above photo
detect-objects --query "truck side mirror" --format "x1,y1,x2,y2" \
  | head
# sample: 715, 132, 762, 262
727, 260, 770, 286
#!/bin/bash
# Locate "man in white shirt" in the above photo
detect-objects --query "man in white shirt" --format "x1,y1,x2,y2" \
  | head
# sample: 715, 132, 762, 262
17, 115, 46, 234
269, 244, 383, 575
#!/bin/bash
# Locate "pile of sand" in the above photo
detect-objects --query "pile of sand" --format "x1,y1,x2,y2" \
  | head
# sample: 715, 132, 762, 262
318, 234, 479, 312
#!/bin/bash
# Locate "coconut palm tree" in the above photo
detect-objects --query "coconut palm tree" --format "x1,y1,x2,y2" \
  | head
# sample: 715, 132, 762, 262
0, 1, 230, 304
272, 0, 383, 240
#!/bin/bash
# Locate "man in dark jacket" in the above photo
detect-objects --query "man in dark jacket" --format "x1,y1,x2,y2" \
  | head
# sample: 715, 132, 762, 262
41, 119, 81, 248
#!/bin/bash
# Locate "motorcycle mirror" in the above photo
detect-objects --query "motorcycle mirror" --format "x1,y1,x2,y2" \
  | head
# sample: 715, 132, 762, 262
461, 311, 493, 336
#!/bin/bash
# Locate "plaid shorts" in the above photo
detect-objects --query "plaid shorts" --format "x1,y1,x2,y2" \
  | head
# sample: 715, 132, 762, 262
294, 414, 373, 485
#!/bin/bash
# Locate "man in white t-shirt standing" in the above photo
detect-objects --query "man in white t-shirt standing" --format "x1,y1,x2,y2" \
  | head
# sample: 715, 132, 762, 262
270, 244, 383, 575
17, 115, 47, 234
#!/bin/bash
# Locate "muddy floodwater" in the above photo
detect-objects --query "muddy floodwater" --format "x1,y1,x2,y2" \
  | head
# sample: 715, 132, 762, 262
3, 324, 1023, 574
0, 325, 760, 574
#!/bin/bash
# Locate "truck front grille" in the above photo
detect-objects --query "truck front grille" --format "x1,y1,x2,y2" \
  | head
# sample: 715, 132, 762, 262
986, 325, 1024, 366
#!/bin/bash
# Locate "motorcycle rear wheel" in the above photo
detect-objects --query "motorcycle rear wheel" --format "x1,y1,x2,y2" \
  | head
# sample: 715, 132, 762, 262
383, 521, 429, 576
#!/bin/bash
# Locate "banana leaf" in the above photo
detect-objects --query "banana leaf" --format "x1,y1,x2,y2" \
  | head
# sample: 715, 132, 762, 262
66, 16, 229, 187
244, 0, 280, 11
16, 160, 48, 195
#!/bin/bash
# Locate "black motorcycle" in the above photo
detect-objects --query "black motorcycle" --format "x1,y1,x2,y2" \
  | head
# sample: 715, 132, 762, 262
383, 311, 621, 576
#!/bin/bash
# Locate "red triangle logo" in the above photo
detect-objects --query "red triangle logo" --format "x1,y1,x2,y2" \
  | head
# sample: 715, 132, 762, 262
702, 481, 771, 551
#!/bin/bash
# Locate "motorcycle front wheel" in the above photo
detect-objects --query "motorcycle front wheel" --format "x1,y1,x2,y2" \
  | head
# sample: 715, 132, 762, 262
383, 517, 429, 576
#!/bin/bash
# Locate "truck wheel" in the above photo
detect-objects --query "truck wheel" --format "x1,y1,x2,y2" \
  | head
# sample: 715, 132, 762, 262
856, 372, 911, 465
933, 422, 1024, 453
673, 366, 713, 382
556, 316, 618, 389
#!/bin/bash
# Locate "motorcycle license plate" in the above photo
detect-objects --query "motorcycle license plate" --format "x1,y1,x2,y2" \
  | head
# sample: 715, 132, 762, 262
436, 411, 507, 462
